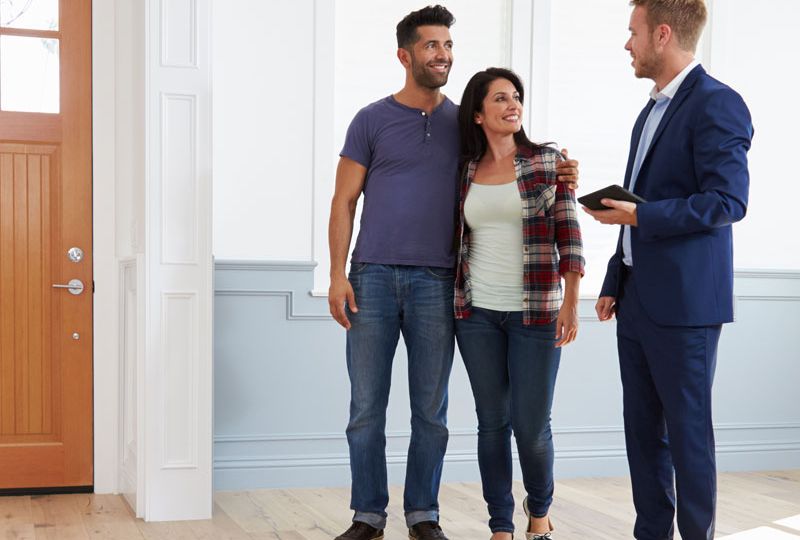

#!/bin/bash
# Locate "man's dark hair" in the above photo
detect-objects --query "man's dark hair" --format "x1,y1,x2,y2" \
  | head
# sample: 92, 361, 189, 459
396, 5, 455, 49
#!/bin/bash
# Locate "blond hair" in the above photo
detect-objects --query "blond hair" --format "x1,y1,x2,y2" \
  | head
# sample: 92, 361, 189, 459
630, 0, 707, 52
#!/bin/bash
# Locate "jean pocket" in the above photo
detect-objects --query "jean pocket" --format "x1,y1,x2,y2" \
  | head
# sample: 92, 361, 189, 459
425, 266, 455, 279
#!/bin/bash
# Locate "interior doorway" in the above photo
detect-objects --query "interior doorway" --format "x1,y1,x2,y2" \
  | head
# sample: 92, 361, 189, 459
0, 0, 93, 491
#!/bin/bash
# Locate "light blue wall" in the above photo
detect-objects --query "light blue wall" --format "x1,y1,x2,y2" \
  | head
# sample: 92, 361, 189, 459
213, 261, 800, 490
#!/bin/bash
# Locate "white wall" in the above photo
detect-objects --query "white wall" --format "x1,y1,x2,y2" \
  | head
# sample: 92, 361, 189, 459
707, 0, 800, 270
334, 0, 511, 145
213, 0, 800, 293
212, 0, 315, 261
542, 0, 652, 293
212, 0, 512, 282
328, 0, 511, 284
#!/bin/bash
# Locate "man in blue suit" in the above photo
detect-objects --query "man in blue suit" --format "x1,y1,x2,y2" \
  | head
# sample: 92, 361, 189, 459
583, 1, 752, 538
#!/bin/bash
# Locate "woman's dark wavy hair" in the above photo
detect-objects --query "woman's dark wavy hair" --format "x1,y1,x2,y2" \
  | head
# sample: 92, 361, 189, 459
458, 67, 549, 168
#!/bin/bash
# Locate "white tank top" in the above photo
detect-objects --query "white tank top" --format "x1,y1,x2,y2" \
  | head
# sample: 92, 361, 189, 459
463, 181, 524, 311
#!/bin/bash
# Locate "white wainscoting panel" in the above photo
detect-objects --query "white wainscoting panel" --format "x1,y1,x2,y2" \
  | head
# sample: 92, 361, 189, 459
162, 292, 199, 469
161, 93, 198, 264
161, 0, 197, 68
213, 263, 800, 490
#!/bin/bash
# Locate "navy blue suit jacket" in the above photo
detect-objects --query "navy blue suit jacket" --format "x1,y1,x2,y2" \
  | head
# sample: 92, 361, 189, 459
600, 65, 753, 326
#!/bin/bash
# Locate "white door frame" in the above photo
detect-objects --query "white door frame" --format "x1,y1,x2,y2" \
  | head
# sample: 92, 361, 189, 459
92, 0, 213, 521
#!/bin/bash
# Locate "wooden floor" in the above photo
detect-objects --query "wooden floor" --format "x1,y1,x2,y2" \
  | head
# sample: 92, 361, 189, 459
1, 471, 799, 539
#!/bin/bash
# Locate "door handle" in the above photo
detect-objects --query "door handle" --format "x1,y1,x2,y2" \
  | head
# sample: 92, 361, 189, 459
52, 279, 84, 295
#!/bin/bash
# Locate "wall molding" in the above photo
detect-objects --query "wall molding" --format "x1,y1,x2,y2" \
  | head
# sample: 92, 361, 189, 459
734, 269, 800, 280
160, 0, 198, 68
214, 422, 800, 446
214, 423, 800, 470
214, 262, 800, 323
215, 442, 800, 471
160, 92, 199, 265
215, 260, 317, 272
215, 262, 800, 280
215, 289, 329, 321
161, 292, 199, 470
737, 296, 800, 302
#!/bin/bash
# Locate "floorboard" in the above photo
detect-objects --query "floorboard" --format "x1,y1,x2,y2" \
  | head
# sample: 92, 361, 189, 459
0, 471, 797, 539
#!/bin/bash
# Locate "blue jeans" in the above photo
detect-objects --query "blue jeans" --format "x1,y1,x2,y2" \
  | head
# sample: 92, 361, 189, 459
346, 263, 455, 529
455, 307, 561, 534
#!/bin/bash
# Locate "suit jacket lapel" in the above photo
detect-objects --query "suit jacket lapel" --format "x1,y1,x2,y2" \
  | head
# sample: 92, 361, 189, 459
638, 65, 705, 176
624, 100, 655, 190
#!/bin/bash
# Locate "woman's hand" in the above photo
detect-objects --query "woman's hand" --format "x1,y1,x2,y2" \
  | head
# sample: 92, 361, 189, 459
555, 301, 578, 347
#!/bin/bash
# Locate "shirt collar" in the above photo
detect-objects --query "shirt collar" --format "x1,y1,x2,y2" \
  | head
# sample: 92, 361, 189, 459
649, 59, 700, 101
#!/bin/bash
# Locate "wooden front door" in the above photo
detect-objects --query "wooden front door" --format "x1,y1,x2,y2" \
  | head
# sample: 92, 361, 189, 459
0, 0, 92, 490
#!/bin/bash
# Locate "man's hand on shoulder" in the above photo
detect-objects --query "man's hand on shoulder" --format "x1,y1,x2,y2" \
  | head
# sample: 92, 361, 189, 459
556, 148, 579, 190
583, 198, 638, 226
329, 275, 358, 330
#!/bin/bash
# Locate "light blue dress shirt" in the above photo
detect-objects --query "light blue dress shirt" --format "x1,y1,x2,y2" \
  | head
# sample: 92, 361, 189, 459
623, 60, 700, 267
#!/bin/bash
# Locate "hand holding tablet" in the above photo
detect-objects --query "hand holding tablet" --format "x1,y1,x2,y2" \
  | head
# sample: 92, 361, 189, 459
577, 185, 647, 210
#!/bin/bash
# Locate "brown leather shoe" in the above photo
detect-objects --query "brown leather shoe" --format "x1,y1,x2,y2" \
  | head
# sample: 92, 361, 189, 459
335, 521, 384, 540
408, 521, 449, 540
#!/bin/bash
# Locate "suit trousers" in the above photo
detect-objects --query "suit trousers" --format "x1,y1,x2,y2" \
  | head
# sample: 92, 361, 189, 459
616, 268, 721, 540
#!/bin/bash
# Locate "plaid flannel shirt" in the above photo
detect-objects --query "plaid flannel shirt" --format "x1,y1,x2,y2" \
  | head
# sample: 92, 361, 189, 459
454, 145, 585, 325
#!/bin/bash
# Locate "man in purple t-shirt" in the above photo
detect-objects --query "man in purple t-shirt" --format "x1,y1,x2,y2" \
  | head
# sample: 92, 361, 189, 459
327, 6, 578, 540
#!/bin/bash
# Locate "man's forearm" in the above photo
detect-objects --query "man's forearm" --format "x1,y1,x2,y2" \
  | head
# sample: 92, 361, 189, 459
328, 199, 356, 280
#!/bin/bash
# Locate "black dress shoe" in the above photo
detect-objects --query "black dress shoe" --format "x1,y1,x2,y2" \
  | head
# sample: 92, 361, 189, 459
335, 521, 384, 540
408, 521, 449, 540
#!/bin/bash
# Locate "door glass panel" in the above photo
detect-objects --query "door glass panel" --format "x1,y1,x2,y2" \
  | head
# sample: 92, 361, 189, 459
0, 0, 58, 30
0, 35, 59, 113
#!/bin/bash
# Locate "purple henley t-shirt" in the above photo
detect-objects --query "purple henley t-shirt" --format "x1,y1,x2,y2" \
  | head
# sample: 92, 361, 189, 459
341, 95, 459, 268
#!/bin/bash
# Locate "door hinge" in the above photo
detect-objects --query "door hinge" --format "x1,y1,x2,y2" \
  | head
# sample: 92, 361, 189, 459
92, 280, 95, 293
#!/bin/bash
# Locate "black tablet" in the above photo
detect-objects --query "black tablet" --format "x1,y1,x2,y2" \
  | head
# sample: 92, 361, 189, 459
578, 185, 647, 210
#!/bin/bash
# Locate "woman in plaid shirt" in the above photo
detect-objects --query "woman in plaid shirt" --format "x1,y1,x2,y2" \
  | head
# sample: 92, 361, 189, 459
454, 68, 585, 540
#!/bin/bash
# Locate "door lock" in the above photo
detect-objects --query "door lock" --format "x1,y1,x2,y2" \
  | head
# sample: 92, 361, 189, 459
67, 247, 84, 263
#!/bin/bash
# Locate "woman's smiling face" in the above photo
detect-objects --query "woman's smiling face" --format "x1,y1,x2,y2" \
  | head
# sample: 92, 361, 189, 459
475, 77, 523, 137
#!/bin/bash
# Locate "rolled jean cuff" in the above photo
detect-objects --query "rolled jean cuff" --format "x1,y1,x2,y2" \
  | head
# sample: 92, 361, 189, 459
405, 510, 439, 528
354, 511, 386, 530
524, 496, 550, 519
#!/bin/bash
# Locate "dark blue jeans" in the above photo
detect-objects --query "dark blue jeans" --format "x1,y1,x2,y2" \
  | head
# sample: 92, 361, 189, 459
345, 263, 455, 529
455, 307, 561, 534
